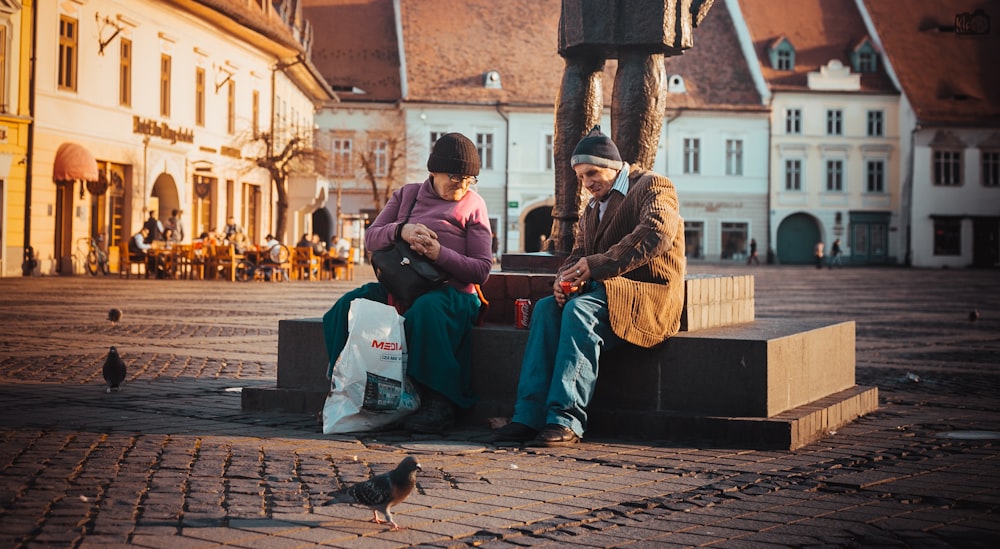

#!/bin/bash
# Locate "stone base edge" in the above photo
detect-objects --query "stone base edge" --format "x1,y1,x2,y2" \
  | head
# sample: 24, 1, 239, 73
587, 385, 879, 450
242, 385, 879, 450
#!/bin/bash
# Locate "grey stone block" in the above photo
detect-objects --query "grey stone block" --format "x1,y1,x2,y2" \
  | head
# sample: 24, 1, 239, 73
243, 316, 873, 449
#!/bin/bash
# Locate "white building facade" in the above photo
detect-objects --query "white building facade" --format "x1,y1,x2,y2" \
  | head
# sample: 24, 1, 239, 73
768, 72, 901, 265
663, 109, 770, 262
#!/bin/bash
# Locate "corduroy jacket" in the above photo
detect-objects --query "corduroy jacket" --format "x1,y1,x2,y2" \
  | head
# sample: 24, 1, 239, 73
560, 167, 686, 348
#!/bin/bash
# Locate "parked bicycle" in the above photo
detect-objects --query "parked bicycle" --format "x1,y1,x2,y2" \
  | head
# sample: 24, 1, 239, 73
77, 235, 110, 276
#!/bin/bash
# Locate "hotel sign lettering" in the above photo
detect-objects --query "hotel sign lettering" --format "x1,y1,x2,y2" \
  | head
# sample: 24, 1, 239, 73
133, 116, 195, 145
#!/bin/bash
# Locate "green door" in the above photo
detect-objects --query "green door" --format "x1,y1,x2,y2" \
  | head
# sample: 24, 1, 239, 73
776, 213, 820, 265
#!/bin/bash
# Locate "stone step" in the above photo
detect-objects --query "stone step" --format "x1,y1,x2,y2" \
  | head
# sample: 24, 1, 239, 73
241, 317, 877, 449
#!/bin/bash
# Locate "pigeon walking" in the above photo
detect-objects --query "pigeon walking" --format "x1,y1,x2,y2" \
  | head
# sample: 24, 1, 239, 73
102, 346, 127, 393
107, 308, 122, 326
334, 456, 422, 530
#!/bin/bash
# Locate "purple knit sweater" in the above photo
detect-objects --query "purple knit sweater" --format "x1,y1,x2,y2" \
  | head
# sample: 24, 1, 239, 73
366, 179, 493, 293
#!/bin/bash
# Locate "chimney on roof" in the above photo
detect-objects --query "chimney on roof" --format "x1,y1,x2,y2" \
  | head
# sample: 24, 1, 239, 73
483, 70, 502, 89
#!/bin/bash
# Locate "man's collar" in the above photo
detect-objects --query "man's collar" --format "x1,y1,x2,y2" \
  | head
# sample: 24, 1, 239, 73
590, 163, 631, 208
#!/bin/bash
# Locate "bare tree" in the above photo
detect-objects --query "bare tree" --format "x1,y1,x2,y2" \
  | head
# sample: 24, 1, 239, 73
357, 133, 409, 212
252, 130, 325, 242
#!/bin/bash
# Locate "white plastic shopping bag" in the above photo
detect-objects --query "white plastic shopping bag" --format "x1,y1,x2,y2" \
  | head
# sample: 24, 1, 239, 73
322, 298, 420, 434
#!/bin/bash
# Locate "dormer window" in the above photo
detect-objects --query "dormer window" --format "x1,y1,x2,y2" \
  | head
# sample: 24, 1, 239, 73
667, 74, 686, 93
768, 37, 795, 71
850, 38, 879, 73
483, 70, 502, 89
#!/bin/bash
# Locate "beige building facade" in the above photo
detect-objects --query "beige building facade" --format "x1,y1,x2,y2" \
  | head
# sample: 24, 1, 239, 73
19, 0, 332, 276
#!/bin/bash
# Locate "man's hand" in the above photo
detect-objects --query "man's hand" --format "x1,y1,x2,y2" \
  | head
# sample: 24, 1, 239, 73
554, 259, 590, 306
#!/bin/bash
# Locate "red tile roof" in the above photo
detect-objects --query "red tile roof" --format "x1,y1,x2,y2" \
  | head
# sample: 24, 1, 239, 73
303, 0, 402, 102
738, 0, 896, 93
187, 0, 303, 52
863, 0, 1000, 126
664, 0, 764, 111
398, 0, 566, 106
304, 0, 762, 110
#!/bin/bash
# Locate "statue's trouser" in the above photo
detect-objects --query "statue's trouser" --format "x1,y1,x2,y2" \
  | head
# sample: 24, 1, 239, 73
549, 50, 667, 254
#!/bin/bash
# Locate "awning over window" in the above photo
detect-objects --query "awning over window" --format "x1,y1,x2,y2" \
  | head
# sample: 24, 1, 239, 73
52, 142, 99, 183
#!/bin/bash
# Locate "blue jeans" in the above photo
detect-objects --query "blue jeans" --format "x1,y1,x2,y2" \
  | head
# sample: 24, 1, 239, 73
511, 282, 625, 437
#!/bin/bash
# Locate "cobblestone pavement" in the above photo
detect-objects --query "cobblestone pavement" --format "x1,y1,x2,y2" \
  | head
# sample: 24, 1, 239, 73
1, 265, 998, 548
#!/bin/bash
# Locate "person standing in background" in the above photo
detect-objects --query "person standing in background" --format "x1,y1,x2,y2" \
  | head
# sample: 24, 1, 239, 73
165, 209, 185, 243
747, 238, 760, 265
829, 238, 842, 268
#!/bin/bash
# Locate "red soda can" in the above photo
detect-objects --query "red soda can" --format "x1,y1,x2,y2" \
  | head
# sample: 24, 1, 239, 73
514, 298, 532, 329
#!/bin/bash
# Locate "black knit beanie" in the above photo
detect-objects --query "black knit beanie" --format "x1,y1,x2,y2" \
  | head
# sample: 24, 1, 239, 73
571, 125, 623, 170
427, 133, 481, 176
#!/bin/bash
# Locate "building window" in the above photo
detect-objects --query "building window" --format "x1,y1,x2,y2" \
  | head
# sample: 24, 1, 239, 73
370, 139, 389, 177
776, 49, 793, 71
118, 38, 131, 107
826, 160, 844, 191
857, 50, 878, 73
544, 133, 554, 171
194, 67, 205, 126
867, 110, 884, 137
476, 132, 493, 170
784, 159, 802, 190
0, 26, 6, 110
785, 108, 801, 134
252, 90, 259, 137
275, 96, 287, 139
933, 150, 962, 186
933, 218, 961, 255
430, 131, 446, 149
683, 138, 700, 174
982, 151, 999, 187
826, 109, 843, 135
58, 16, 78, 91
332, 138, 353, 176
720, 222, 748, 260
159, 54, 171, 117
725, 139, 743, 176
226, 80, 235, 134
866, 159, 885, 192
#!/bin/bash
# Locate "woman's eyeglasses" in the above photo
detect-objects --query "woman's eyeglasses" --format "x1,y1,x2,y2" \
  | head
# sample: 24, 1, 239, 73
449, 174, 478, 187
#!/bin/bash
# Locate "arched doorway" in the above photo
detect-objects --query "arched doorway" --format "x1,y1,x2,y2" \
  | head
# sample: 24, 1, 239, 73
312, 207, 334, 246
523, 206, 553, 252
776, 213, 821, 265
150, 172, 179, 225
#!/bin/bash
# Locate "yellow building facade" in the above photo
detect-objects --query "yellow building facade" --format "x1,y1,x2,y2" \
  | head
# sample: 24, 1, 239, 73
0, 0, 32, 277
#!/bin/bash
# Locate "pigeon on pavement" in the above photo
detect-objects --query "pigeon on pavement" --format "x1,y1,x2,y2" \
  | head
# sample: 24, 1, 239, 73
102, 346, 127, 393
335, 456, 422, 530
107, 308, 122, 326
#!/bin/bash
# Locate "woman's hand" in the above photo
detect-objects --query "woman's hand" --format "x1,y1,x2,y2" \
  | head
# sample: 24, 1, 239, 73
402, 223, 440, 261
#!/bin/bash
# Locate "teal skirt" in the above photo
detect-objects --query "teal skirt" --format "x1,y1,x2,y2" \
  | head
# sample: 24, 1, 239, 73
322, 282, 481, 409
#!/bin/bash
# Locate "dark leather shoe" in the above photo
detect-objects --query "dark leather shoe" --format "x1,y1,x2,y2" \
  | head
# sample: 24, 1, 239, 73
490, 422, 538, 443
531, 424, 580, 447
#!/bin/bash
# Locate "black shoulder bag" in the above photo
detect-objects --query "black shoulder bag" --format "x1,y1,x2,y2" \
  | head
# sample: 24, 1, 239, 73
369, 189, 448, 310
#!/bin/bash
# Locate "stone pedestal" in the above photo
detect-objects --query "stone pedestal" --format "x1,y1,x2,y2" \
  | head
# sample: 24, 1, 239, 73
241, 272, 878, 449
